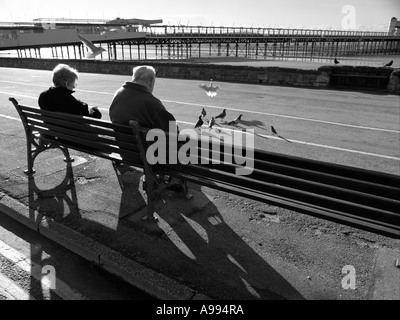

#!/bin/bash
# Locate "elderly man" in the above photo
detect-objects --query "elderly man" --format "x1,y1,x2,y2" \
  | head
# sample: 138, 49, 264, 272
109, 65, 176, 132
109, 66, 181, 221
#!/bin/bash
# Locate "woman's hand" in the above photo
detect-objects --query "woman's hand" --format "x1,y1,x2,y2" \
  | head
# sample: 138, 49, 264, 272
89, 106, 102, 119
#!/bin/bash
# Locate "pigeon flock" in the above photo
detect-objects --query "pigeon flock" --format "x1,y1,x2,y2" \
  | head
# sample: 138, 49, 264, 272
194, 79, 282, 137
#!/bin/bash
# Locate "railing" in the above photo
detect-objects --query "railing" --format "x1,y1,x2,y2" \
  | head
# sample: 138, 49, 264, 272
147, 25, 390, 38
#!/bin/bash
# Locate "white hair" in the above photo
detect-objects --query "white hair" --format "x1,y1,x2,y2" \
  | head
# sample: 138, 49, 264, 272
52, 64, 78, 87
132, 65, 156, 83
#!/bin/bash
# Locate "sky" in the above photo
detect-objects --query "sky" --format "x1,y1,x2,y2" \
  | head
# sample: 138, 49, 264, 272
1, 0, 399, 31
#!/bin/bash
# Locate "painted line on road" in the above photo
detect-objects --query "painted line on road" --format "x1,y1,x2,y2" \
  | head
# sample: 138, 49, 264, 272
163, 99, 400, 134
0, 81, 398, 133
260, 134, 400, 161
0, 90, 39, 100
0, 114, 20, 121
177, 120, 400, 161
0, 239, 87, 300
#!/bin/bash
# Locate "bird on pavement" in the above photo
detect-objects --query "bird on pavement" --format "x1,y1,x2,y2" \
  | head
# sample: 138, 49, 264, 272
208, 117, 216, 129
228, 114, 242, 126
334, 58, 340, 65
199, 79, 220, 97
384, 60, 393, 67
271, 126, 278, 135
194, 115, 203, 130
215, 109, 226, 121
77, 33, 106, 59
201, 107, 207, 118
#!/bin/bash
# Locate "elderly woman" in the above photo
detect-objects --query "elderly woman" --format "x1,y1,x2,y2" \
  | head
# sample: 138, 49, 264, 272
38, 64, 102, 119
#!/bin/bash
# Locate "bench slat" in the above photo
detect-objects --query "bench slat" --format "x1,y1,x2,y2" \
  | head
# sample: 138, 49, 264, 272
160, 164, 399, 225
28, 124, 142, 163
167, 170, 399, 237
27, 118, 139, 153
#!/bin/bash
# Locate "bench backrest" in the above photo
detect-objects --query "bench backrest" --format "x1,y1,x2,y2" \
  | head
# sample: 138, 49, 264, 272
10, 97, 143, 167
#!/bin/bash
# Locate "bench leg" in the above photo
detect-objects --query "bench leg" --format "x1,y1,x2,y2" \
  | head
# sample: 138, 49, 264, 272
24, 133, 44, 175
180, 179, 193, 200
111, 161, 125, 190
143, 175, 158, 222
60, 146, 74, 163
24, 138, 36, 175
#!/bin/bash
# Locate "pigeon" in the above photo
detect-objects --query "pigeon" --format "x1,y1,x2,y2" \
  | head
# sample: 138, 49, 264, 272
194, 116, 203, 129
334, 58, 340, 65
384, 60, 393, 67
199, 79, 220, 97
77, 33, 106, 59
228, 114, 242, 126
215, 109, 226, 121
271, 126, 278, 135
201, 107, 206, 118
208, 117, 215, 129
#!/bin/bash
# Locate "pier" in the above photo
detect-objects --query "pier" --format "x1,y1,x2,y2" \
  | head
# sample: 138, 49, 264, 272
2, 24, 400, 61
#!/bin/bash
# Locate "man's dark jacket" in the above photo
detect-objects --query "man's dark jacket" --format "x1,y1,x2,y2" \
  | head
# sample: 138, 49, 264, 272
109, 82, 176, 132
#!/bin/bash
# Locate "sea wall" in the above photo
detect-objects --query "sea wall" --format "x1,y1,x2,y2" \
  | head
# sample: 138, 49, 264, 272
0, 57, 398, 94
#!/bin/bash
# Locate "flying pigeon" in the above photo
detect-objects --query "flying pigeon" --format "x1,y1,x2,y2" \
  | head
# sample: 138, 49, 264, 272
228, 114, 242, 126
199, 79, 220, 97
334, 58, 340, 65
271, 126, 278, 135
77, 33, 106, 59
384, 60, 393, 67
215, 109, 226, 121
194, 115, 203, 129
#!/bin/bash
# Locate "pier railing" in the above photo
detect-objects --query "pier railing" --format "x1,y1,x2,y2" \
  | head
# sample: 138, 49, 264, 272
147, 25, 390, 38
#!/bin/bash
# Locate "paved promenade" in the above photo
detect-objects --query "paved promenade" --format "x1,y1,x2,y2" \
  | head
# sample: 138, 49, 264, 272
0, 66, 399, 300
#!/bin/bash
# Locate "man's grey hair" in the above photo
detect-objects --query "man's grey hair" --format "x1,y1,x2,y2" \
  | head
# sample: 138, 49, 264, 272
52, 64, 79, 87
132, 65, 156, 83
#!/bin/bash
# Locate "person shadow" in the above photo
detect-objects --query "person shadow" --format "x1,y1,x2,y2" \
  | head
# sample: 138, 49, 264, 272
115, 169, 304, 300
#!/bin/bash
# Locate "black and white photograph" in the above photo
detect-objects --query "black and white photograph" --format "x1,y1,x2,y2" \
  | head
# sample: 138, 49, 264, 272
0, 0, 399, 310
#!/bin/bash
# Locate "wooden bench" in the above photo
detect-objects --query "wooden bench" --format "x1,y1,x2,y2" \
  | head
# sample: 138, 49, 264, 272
10, 97, 400, 238
9, 97, 190, 221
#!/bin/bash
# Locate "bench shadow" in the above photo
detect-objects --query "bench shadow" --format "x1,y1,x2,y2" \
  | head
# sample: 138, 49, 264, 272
26, 159, 303, 300
28, 161, 81, 224
26, 160, 81, 300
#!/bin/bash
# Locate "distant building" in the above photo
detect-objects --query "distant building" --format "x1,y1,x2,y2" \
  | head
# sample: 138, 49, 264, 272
388, 17, 400, 35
